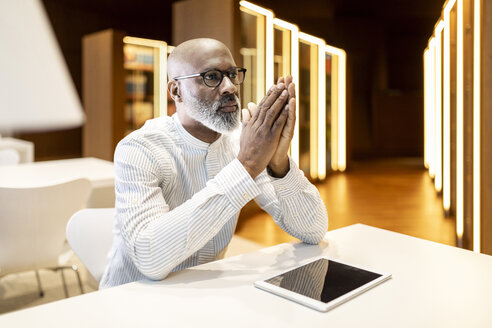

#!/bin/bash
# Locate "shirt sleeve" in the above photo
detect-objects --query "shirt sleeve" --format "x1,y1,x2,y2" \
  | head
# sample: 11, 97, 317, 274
253, 157, 328, 244
114, 137, 261, 280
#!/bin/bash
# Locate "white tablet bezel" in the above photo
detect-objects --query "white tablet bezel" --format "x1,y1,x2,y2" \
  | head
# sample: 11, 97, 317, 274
254, 257, 392, 312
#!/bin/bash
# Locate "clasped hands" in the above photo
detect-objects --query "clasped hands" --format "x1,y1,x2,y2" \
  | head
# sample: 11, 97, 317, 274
237, 76, 296, 179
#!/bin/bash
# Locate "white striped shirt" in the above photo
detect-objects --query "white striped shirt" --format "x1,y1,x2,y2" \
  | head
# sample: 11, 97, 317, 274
99, 114, 328, 289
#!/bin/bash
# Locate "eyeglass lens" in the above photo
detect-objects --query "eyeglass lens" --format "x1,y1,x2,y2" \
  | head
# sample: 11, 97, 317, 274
203, 69, 244, 87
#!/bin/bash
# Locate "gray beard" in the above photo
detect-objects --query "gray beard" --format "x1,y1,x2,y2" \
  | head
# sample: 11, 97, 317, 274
184, 92, 241, 134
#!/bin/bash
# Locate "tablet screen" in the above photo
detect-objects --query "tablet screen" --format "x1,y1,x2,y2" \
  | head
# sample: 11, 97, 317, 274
263, 258, 384, 304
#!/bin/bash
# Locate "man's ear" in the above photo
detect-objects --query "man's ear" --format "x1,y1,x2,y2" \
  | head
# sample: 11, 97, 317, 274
168, 81, 182, 103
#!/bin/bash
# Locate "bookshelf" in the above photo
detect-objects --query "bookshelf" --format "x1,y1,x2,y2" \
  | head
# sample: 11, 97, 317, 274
82, 29, 172, 161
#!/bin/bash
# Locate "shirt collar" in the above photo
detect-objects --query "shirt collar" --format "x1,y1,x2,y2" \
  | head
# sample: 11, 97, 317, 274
172, 113, 222, 151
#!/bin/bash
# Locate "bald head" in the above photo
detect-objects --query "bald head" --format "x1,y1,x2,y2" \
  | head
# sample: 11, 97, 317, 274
166, 38, 241, 138
167, 38, 235, 80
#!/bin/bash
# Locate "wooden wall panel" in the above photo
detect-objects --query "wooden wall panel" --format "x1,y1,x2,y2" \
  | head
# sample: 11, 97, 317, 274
480, 0, 492, 254
82, 29, 125, 161
172, 0, 242, 67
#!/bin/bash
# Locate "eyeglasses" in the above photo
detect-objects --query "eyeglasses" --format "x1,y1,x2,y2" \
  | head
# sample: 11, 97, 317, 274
173, 67, 247, 88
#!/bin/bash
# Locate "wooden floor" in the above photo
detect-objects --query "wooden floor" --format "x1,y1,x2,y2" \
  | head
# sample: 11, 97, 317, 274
236, 158, 456, 247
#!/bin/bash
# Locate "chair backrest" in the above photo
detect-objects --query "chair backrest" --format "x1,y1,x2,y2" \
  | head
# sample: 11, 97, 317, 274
0, 178, 91, 276
0, 149, 20, 166
66, 208, 115, 283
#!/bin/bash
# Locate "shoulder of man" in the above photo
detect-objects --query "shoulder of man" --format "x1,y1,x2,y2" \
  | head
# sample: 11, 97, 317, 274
114, 116, 177, 179
120, 116, 174, 143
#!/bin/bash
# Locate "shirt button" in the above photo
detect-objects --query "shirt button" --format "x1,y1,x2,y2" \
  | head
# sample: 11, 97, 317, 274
243, 193, 249, 200
279, 186, 286, 191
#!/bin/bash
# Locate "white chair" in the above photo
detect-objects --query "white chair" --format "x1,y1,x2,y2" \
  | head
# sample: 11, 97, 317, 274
0, 149, 20, 165
66, 208, 115, 284
0, 178, 91, 297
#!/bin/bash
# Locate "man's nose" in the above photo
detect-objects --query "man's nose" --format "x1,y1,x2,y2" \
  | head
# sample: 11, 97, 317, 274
219, 75, 238, 95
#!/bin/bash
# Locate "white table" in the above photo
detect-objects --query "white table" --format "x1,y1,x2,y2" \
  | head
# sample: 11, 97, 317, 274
0, 157, 114, 208
0, 137, 34, 163
1, 224, 491, 327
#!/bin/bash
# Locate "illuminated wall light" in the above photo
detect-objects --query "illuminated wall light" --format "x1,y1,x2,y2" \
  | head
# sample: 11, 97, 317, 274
317, 41, 326, 179
299, 32, 326, 180
456, 0, 464, 239
166, 45, 175, 116
265, 10, 274, 91
292, 28, 300, 168
123, 36, 163, 48
123, 37, 167, 117
426, 47, 432, 172
299, 34, 317, 179
328, 52, 338, 171
326, 45, 347, 172
443, 1, 456, 212
473, 0, 481, 253
257, 20, 265, 100
273, 18, 300, 166
239, 4, 264, 101
424, 48, 430, 170
427, 39, 433, 177
426, 41, 430, 173
338, 51, 346, 172
434, 20, 444, 193
310, 43, 318, 179
427, 42, 430, 178
240, 1, 274, 96
428, 37, 436, 179
156, 44, 166, 117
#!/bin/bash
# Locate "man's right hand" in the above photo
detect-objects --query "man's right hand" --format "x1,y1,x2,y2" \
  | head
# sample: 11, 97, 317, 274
237, 83, 290, 179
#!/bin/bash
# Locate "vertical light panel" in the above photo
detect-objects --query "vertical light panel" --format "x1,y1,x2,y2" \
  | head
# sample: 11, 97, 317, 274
317, 42, 326, 179
265, 10, 274, 91
256, 13, 265, 100
273, 18, 300, 166
443, 1, 456, 211
435, 20, 444, 193
239, 1, 274, 96
291, 26, 300, 168
457, 0, 464, 239
326, 45, 347, 172
158, 44, 167, 117
428, 37, 437, 179
424, 48, 430, 170
473, 0, 481, 252
338, 51, 346, 172
299, 35, 317, 179
310, 43, 318, 179
300, 32, 326, 179
281, 31, 291, 75
330, 54, 339, 171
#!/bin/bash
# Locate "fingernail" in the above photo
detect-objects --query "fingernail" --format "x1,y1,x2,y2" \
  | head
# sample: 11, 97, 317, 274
281, 90, 287, 96
277, 83, 285, 90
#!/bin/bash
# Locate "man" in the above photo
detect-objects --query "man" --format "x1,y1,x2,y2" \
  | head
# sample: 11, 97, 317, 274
99, 38, 328, 288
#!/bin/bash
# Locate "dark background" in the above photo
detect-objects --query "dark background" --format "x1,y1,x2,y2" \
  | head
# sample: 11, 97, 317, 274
20, 0, 443, 163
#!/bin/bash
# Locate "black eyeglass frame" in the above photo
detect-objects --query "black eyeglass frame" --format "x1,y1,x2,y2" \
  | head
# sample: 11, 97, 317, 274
173, 67, 247, 88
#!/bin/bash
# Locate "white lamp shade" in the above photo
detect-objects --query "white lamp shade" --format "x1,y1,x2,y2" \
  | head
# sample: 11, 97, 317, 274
0, 0, 85, 133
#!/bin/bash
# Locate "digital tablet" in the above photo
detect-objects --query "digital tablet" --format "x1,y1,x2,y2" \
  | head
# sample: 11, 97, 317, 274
254, 257, 391, 312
